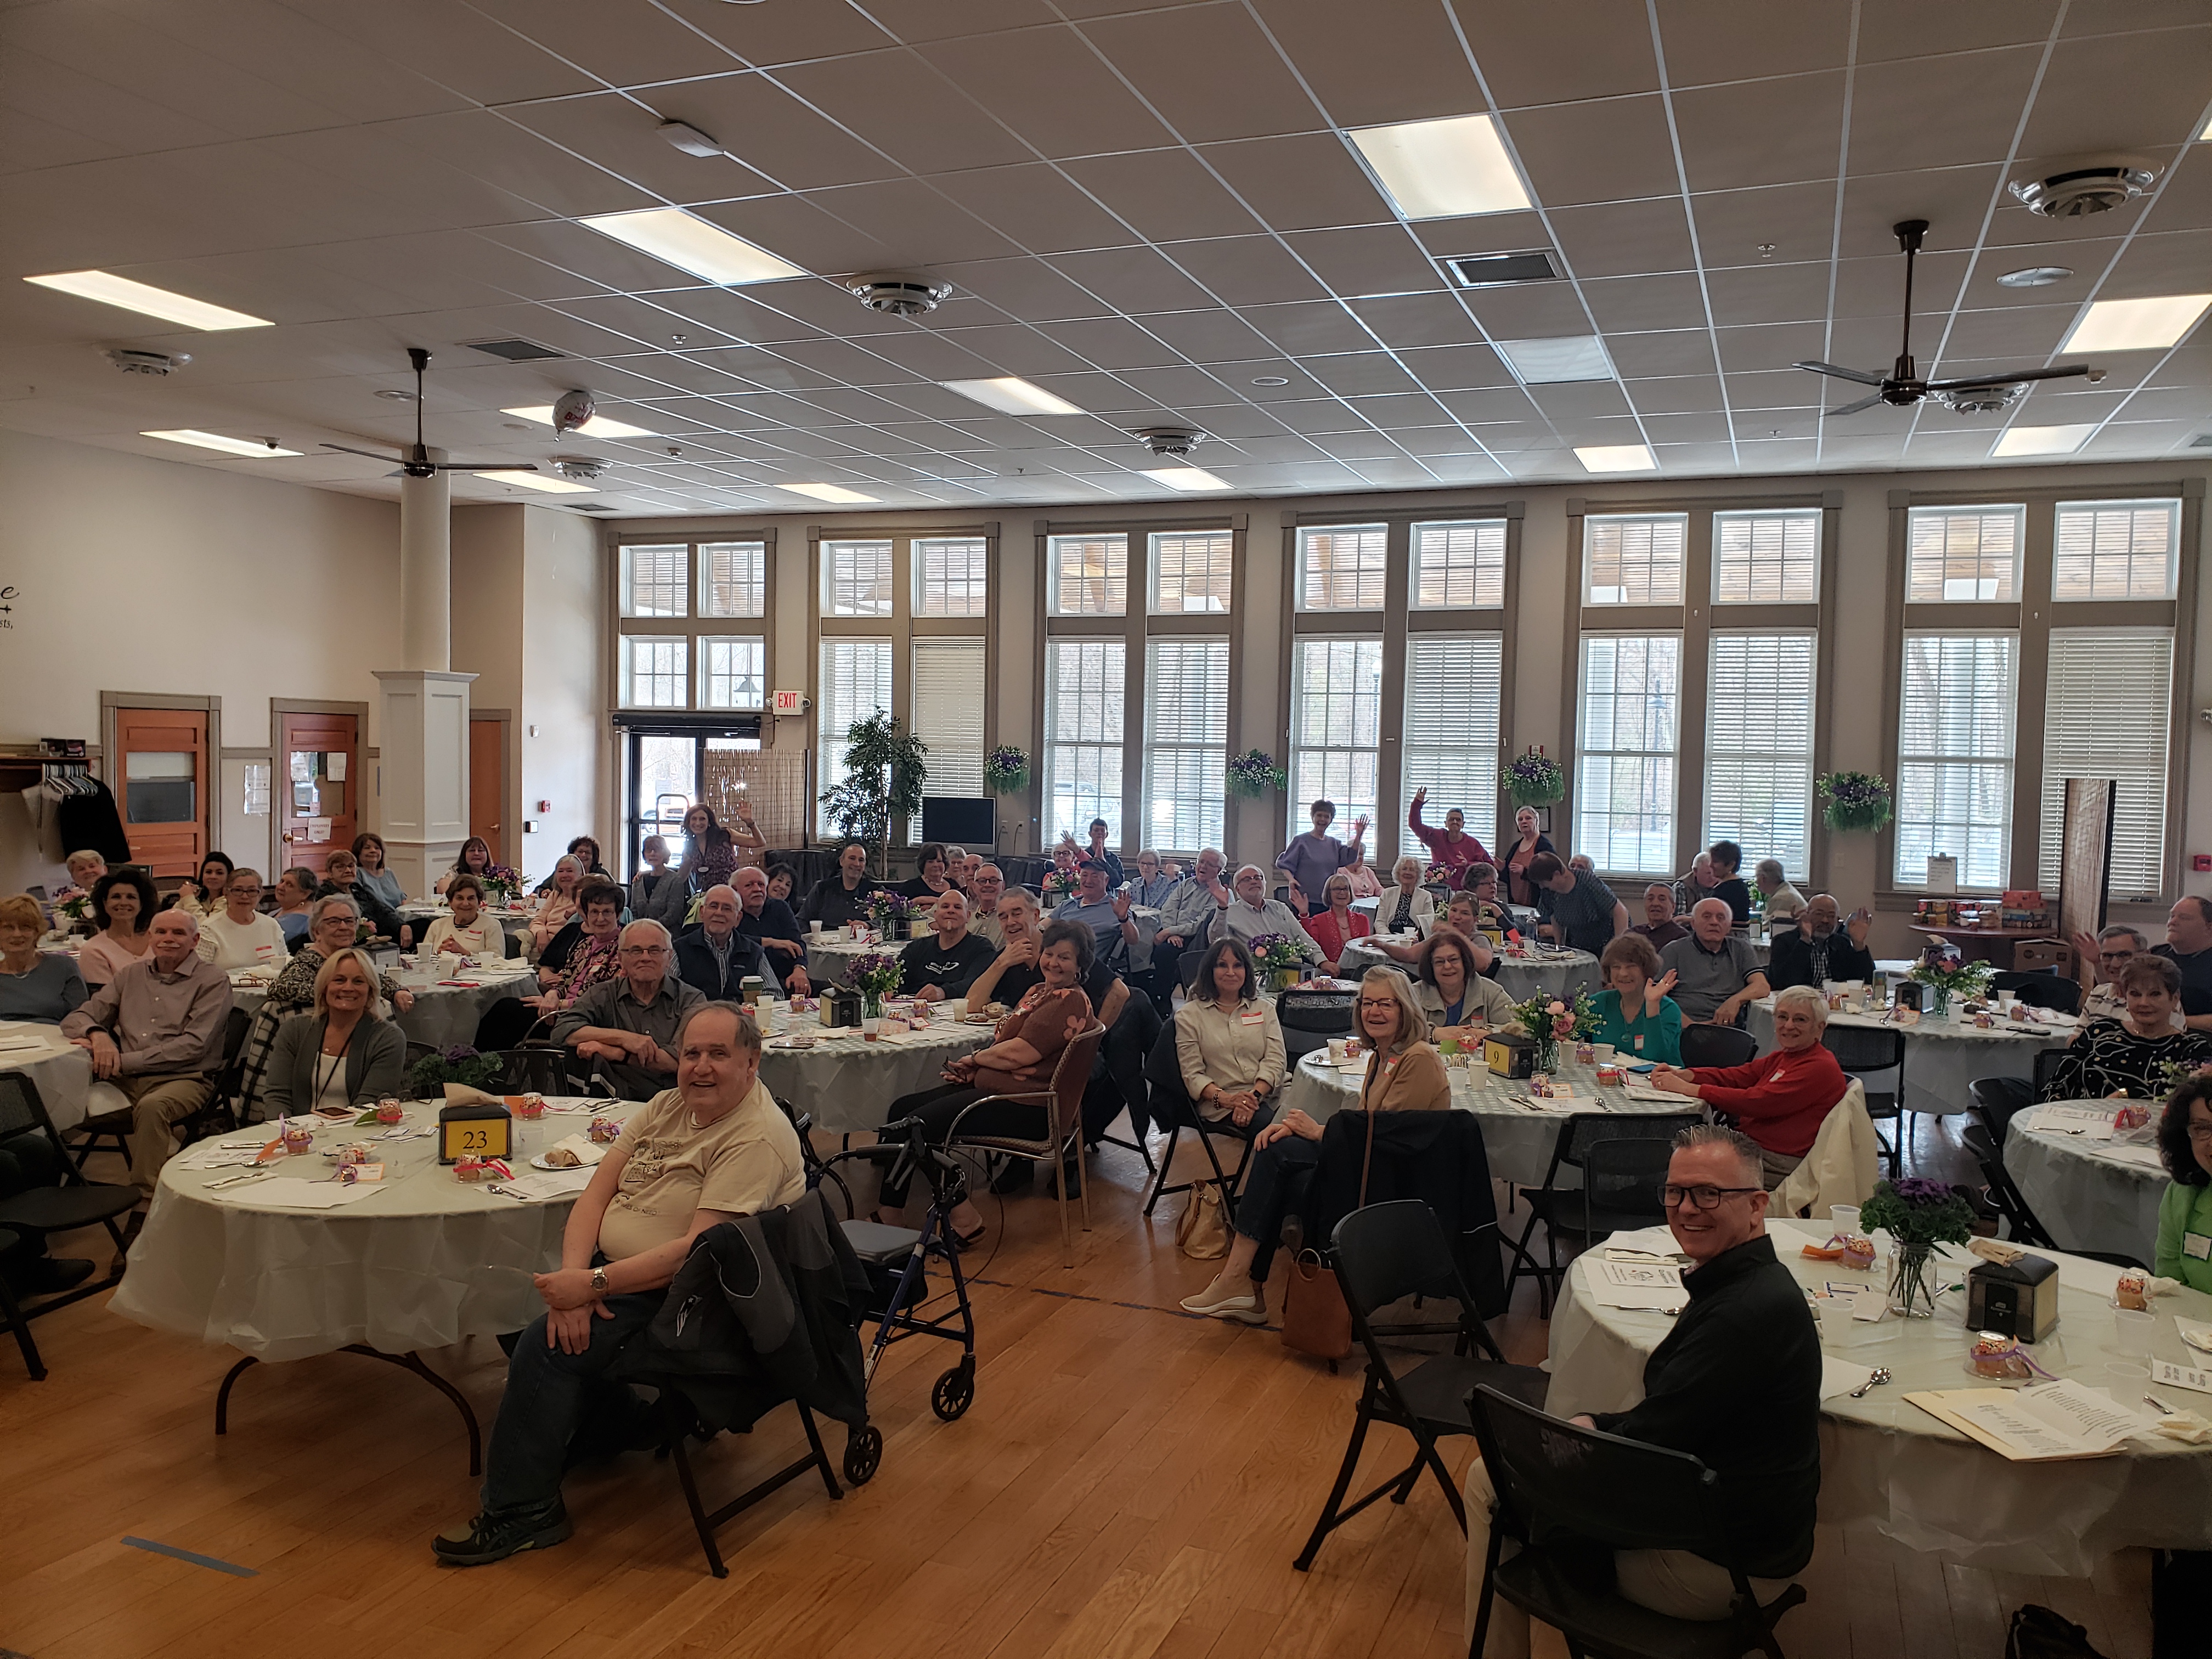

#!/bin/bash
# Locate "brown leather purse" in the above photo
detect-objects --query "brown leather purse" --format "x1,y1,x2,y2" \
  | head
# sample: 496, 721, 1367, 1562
1279, 1110, 1376, 1364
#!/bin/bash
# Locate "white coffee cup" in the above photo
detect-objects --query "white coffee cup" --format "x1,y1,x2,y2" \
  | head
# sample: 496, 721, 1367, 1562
1327, 1037, 1349, 1064
1829, 1204, 1861, 1237
809, 919, 823, 934
945, 999, 967, 1019
1592, 1043, 1615, 1063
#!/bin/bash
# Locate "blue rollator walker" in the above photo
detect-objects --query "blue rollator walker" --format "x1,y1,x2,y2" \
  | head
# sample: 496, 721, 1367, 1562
822, 1113, 979, 1421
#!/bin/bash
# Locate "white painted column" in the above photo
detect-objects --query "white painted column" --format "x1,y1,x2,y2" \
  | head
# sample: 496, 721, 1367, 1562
379, 456, 467, 900
399, 461, 451, 672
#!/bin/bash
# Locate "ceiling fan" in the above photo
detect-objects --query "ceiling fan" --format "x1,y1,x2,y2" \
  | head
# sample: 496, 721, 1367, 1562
322, 348, 538, 478
1793, 219, 2105, 417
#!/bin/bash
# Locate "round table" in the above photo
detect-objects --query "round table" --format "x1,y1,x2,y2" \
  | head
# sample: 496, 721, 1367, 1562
1745, 997, 2074, 1118
1338, 937, 1600, 1003
2005, 1100, 2169, 1262
0, 1019, 104, 1134
804, 928, 915, 985
229, 959, 541, 1051
1280, 1049, 1697, 1188
755, 1008, 992, 1134
1542, 1215, 2212, 1575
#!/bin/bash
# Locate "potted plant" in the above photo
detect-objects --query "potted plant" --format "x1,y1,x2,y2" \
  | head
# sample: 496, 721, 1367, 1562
847, 951, 904, 1020
1908, 956, 1992, 1017
818, 711, 929, 877
1226, 748, 1287, 800
1504, 747, 1565, 809
1246, 933, 1309, 991
1817, 770, 1894, 834
984, 745, 1030, 795
1858, 1177, 1973, 1319
406, 1043, 506, 1101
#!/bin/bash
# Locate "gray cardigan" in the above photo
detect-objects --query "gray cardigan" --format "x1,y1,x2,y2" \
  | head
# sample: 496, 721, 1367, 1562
262, 1014, 409, 1115
630, 867, 693, 932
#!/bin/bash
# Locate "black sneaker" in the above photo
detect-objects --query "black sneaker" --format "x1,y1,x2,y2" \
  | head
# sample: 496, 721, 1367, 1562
19, 1256, 95, 1296
432, 1500, 572, 1566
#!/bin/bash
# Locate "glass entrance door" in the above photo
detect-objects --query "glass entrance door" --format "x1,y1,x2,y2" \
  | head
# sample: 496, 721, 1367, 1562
626, 731, 698, 879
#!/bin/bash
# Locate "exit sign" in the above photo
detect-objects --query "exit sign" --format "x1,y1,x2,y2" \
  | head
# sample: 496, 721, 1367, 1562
772, 689, 804, 715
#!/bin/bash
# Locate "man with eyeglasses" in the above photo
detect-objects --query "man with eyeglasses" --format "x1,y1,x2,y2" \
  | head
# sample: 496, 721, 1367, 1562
554, 919, 704, 1100
674, 884, 775, 1004
2069, 924, 2166, 1026
1764, 894, 1875, 992
1463, 1124, 1819, 1655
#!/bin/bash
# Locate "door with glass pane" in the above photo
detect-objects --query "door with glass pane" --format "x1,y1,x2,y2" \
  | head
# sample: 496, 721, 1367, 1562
627, 731, 699, 878
277, 712, 359, 877
115, 707, 206, 878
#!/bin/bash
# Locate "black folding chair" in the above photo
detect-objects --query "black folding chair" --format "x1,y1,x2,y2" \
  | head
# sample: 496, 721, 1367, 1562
1293, 1200, 1547, 1571
1821, 1023, 1905, 1178
1961, 1122, 2148, 1271
179, 1007, 252, 1141
1505, 1113, 1703, 1316
495, 1046, 570, 1096
1679, 1023, 1758, 1069
1178, 949, 1209, 996
1275, 986, 1356, 1064
0, 1227, 42, 1379
1139, 1022, 1253, 1221
1966, 1075, 2034, 1142
1991, 970, 2082, 1015
1465, 1384, 1807, 1659
2033, 1046, 2072, 1099
0, 1071, 140, 1325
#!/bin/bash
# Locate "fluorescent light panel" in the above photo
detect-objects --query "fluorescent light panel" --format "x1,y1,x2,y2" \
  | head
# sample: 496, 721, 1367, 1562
142, 429, 298, 457
1496, 335, 1615, 384
1991, 424, 2099, 457
1348, 112, 1532, 220
27, 270, 270, 330
1141, 466, 1232, 492
482, 471, 595, 494
1575, 444, 1656, 473
941, 377, 1086, 416
2059, 294, 2212, 353
501, 405, 657, 439
779, 482, 878, 503
578, 207, 804, 286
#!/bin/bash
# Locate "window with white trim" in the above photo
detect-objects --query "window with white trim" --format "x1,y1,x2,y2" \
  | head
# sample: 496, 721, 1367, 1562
915, 537, 989, 617
909, 636, 986, 837
1575, 634, 1681, 876
1043, 639, 1125, 846
1288, 637, 1382, 837
1703, 632, 1815, 882
1403, 634, 1503, 855
697, 542, 764, 618
620, 636, 688, 709
1297, 525, 1387, 611
1142, 637, 1228, 851
620, 544, 686, 618
1047, 534, 1127, 617
1412, 520, 1506, 609
697, 637, 765, 710
817, 637, 891, 800
1583, 515, 1686, 606
1150, 531, 1233, 614
1712, 511, 1819, 605
2039, 627, 2173, 901
2052, 500, 2180, 601
1895, 633, 2016, 889
1906, 506, 2022, 603
823, 540, 894, 617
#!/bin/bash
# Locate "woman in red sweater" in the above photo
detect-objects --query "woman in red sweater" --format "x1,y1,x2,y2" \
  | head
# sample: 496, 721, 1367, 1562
1301, 871, 1372, 972
1647, 985, 1846, 1182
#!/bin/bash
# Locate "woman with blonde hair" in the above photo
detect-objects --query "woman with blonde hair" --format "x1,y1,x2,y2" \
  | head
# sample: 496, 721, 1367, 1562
261, 946, 408, 1116
1182, 966, 1450, 1324
528, 855, 585, 957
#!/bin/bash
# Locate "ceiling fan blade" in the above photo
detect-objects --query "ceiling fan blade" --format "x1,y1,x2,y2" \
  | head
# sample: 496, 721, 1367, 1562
321, 442, 403, 461
1792, 359, 1887, 386
432, 461, 540, 472
1925, 365, 2098, 392
1824, 391, 1893, 417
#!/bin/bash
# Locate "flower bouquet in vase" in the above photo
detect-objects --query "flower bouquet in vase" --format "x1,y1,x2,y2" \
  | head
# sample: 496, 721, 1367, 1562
1907, 956, 1991, 1018
1421, 862, 1455, 901
480, 865, 524, 906
1248, 933, 1309, 991
407, 1043, 506, 1101
52, 890, 92, 932
1041, 868, 1079, 909
1858, 1177, 1973, 1318
847, 951, 904, 1019
1511, 990, 1592, 1074
865, 890, 912, 941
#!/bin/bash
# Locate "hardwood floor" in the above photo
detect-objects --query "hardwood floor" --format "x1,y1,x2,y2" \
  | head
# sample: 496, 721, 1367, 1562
0, 1113, 2155, 1659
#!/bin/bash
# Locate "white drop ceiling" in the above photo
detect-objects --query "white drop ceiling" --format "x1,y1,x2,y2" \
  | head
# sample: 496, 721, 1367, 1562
4, 0, 2210, 516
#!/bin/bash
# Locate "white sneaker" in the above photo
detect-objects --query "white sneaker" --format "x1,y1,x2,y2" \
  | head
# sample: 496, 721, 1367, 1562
1180, 1279, 1268, 1325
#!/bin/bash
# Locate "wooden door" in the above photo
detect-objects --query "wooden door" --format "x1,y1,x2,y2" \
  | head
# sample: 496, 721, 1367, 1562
278, 712, 360, 877
115, 708, 206, 878
469, 718, 505, 864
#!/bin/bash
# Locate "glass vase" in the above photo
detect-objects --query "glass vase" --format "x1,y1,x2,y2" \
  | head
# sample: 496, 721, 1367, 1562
1930, 986, 1951, 1018
863, 992, 884, 1021
1888, 1239, 1938, 1318
1532, 1035, 1559, 1075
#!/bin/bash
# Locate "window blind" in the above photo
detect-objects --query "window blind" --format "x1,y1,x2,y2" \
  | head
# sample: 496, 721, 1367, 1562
1298, 525, 1387, 611
1895, 633, 2016, 888
698, 542, 764, 617
823, 541, 894, 616
697, 636, 764, 709
909, 637, 987, 837
1043, 639, 1125, 844
1703, 632, 1814, 881
621, 544, 686, 617
1906, 506, 2021, 603
620, 636, 687, 708
2039, 627, 2173, 900
1712, 511, 1819, 604
1583, 515, 1686, 606
1143, 636, 1228, 851
1575, 634, 1681, 875
1150, 532, 1233, 613
1289, 637, 1383, 839
1048, 534, 1127, 616
1403, 634, 1503, 857
1412, 520, 1505, 608
916, 537, 989, 616
2052, 500, 2179, 601
817, 637, 891, 821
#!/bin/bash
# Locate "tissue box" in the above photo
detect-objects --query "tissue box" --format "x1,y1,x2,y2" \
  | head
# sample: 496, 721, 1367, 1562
1965, 1252, 2059, 1344
1484, 1030, 1536, 1079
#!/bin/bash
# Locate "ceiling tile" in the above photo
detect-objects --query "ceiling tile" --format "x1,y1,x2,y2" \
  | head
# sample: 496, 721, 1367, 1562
1580, 273, 1709, 334
1846, 49, 2044, 177
1297, 353, 1422, 397
1098, 364, 1235, 408
1349, 293, 1488, 351
1047, 245, 1216, 313
1837, 170, 2007, 263
1527, 381, 1632, 420
933, 256, 1112, 321
1397, 342, 1519, 390
1671, 72, 1847, 193
915, 24, 1174, 157
1470, 1, 1660, 107
1080, 2, 1327, 144
1605, 331, 1720, 378
1934, 303, 2075, 361
1640, 411, 1733, 443
468, 0, 744, 87
1656, 0, 1854, 83
1458, 282, 1594, 337
2020, 28, 2212, 157
1704, 262, 1832, 327
1281, 225, 1444, 298
1235, 299, 1374, 355
1057, 148, 1263, 242
774, 48, 1033, 174
1685, 183, 1838, 270
1623, 374, 1724, 414
1138, 307, 1278, 361
1249, 0, 1483, 127
1164, 235, 1331, 306
1413, 211, 1554, 261
655, 75, 903, 194
188, 0, 597, 105
1041, 314, 1189, 368
1550, 198, 1696, 279
929, 163, 1137, 254
1857, 0, 2061, 61
1199, 133, 1393, 233
661, 0, 900, 69
1436, 388, 1544, 424
779, 178, 1021, 269
2100, 229, 2212, 295
1504, 96, 1681, 207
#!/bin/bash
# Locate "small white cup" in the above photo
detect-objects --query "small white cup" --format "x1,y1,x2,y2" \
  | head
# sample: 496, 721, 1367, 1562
1829, 1204, 1861, 1237
862, 1017, 882, 1042
1592, 1043, 1616, 1063
945, 999, 967, 1019
809, 919, 823, 934
1327, 1037, 1349, 1064
2114, 1307, 2154, 1356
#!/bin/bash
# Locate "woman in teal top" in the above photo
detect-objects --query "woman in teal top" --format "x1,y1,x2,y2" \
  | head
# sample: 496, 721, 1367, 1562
2156, 1076, 2212, 1293
1589, 934, 1683, 1066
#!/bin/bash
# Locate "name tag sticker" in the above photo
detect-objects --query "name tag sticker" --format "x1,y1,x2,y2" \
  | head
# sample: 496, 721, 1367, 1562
2186, 1232, 2211, 1261
1239, 1009, 1265, 1026
1633, 1034, 1644, 1052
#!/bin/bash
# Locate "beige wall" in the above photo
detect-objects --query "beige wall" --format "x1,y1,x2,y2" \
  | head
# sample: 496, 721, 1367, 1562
520, 506, 608, 878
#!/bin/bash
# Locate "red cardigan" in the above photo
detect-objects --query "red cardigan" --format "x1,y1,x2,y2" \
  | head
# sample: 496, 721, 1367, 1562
1690, 1043, 1848, 1158
1303, 907, 1372, 962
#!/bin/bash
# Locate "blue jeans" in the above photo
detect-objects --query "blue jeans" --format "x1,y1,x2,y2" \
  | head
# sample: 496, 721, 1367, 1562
480, 1292, 661, 1515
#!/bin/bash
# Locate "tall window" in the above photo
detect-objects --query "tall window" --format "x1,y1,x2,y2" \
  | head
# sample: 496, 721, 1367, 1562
621, 637, 688, 708
1704, 633, 1814, 881
1712, 511, 1819, 604
1297, 526, 1387, 611
698, 637, 764, 709
2052, 500, 2179, 601
1048, 534, 1126, 616
1584, 515, 1686, 606
1413, 521, 1505, 609
613, 536, 773, 715
620, 544, 686, 617
1403, 635, 1503, 853
817, 637, 891, 803
910, 637, 987, 835
1151, 532, 1233, 613
1576, 634, 1681, 876
1288, 638, 1383, 834
2039, 628, 2174, 901
1895, 633, 2016, 889
823, 540, 895, 617
1906, 506, 2022, 602
1043, 639, 1125, 844
1143, 637, 1229, 852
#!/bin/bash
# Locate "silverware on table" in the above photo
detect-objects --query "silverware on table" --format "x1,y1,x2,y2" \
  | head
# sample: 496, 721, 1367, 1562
2143, 1394, 2176, 1416
1849, 1367, 1893, 1398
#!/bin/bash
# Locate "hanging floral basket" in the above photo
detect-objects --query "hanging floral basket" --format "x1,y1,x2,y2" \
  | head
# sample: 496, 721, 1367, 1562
1504, 747, 1565, 808
1226, 748, 1288, 800
1818, 770, 1894, 833
984, 745, 1030, 795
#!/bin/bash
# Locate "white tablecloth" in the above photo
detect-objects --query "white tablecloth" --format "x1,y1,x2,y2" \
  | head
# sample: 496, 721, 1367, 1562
1745, 997, 2071, 1117
0, 1020, 110, 1135
756, 1011, 992, 1133
807, 909, 1163, 984
1542, 1216, 2212, 1576
110, 1096, 632, 1363
230, 961, 539, 1051
1338, 938, 1600, 1004
1280, 1049, 1697, 1188
2006, 1102, 2169, 1263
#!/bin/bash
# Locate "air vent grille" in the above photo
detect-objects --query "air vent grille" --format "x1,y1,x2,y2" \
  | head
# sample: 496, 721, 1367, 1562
461, 337, 565, 362
2191, 434, 2212, 449
1442, 251, 1560, 287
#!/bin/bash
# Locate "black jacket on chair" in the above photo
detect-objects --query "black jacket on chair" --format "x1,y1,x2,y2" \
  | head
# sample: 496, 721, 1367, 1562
1765, 927, 1876, 991
1305, 1110, 1506, 1318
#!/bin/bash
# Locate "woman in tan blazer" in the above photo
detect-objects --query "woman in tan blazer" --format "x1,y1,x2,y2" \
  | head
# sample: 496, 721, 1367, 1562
1182, 967, 1448, 1324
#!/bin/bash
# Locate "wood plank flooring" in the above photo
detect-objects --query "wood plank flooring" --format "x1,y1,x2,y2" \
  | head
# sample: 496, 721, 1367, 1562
0, 1112, 2155, 1659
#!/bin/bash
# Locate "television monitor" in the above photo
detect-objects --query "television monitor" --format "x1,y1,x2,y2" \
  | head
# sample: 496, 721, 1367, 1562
921, 796, 995, 847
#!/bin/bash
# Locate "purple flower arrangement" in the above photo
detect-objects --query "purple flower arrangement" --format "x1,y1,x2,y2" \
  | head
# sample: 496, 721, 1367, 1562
1226, 748, 1287, 800
1504, 746, 1565, 808
1816, 770, 1893, 833
984, 746, 1030, 794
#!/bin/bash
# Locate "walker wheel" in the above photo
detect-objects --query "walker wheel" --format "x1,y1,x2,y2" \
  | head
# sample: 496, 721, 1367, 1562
930, 1363, 975, 1421
842, 1423, 883, 1486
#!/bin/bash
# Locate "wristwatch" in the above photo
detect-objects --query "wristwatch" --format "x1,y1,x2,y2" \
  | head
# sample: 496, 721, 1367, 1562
589, 1266, 609, 1295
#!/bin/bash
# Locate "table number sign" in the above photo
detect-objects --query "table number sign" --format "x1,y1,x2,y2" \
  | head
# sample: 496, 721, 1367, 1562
437, 1100, 512, 1165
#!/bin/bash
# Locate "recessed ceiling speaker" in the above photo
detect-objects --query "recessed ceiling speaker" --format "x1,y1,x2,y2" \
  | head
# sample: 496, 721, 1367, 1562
1133, 426, 1205, 458
845, 272, 952, 317
2007, 156, 2159, 218
105, 347, 189, 375
552, 388, 597, 433
549, 455, 609, 482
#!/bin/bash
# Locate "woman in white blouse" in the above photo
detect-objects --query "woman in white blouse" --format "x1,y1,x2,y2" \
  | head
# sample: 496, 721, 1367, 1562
1173, 938, 1286, 1130
421, 876, 505, 960
195, 868, 288, 972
